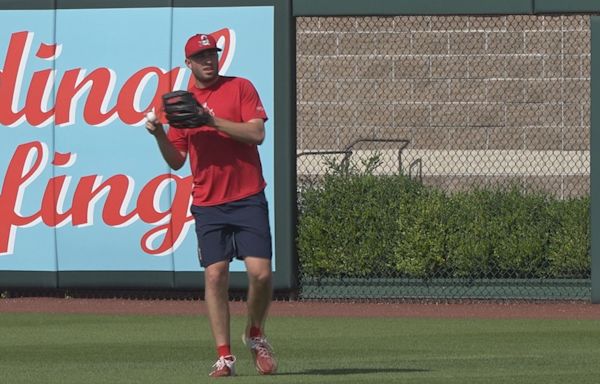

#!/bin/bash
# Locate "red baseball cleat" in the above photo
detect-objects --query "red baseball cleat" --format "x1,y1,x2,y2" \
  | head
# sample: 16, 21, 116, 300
242, 335, 278, 375
209, 355, 236, 377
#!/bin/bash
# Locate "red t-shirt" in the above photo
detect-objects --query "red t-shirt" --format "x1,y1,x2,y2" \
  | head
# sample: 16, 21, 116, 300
167, 76, 268, 206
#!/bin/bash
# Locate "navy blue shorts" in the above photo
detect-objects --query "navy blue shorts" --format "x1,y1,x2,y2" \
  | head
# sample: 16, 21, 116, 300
190, 191, 272, 268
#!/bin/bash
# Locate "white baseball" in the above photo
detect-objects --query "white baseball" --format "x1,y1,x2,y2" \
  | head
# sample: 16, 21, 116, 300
145, 111, 156, 122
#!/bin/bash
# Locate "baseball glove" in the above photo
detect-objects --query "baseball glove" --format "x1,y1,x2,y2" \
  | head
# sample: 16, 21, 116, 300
162, 90, 211, 128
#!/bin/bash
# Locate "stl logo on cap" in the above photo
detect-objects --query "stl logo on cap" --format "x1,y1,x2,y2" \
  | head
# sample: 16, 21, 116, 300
199, 34, 211, 46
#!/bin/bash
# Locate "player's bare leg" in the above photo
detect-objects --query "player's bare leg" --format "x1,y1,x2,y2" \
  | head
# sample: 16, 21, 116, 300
204, 260, 235, 376
205, 260, 231, 346
243, 257, 277, 374
245, 257, 272, 330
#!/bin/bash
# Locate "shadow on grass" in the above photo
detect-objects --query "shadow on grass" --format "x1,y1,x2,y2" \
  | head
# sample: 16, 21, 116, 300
278, 368, 430, 376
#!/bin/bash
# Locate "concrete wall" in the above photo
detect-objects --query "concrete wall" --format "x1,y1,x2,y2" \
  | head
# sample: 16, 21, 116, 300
296, 15, 591, 197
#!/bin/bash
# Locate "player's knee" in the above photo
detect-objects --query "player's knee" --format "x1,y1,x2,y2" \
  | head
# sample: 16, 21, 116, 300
248, 268, 272, 286
204, 265, 229, 287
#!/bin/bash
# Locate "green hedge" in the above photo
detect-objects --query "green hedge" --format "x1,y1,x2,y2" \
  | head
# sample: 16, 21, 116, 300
297, 157, 590, 279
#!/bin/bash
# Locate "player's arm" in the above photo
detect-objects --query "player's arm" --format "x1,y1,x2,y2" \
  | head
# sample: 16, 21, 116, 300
145, 120, 187, 170
210, 117, 265, 145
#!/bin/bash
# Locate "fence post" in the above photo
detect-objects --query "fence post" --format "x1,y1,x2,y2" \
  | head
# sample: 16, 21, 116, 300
592, 16, 600, 304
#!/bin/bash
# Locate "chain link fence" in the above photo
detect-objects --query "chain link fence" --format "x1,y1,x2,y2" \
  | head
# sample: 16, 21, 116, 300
296, 15, 592, 300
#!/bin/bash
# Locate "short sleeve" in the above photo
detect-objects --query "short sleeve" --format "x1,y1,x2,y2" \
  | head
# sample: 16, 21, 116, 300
239, 79, 268, 123
167, 126, 188, 153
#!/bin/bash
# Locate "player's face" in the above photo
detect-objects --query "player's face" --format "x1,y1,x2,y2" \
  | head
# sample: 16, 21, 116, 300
186, 49, 219, 84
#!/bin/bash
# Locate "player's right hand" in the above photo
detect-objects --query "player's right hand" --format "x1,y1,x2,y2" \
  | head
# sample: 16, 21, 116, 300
145, 119, 165, 137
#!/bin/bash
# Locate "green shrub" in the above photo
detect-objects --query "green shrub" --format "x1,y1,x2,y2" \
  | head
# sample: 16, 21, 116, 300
546, 197, 591, 278
487, 189, 553, 278
394, 188, 448, 278
297, 156, 590, 280
445, 190, 495, 278
298, 155, 423, 277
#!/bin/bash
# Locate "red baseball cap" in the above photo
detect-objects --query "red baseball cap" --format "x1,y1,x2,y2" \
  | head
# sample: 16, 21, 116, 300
185, 34, 222, 58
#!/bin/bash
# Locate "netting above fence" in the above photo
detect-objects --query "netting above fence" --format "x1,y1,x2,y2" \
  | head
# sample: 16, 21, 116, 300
295, 15, 592, 300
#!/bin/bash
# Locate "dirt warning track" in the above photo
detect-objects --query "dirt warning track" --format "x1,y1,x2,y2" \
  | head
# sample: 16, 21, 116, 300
2, 297, 600, 320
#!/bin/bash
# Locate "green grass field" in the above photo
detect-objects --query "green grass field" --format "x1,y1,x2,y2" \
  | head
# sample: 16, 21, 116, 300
1, 313, 599, 383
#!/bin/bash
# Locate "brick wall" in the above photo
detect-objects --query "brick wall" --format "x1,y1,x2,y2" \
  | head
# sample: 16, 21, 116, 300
296, 15, 591, 197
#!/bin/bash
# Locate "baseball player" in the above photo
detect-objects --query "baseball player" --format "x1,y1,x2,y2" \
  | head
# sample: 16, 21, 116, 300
145, 33, 277, 377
